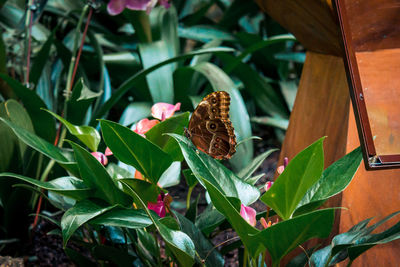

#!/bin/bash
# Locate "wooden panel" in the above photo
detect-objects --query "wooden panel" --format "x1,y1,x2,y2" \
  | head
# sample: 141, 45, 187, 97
277, 51, 350, 264
339, 106, 400, 266
344, 0, 400, 51
356, 49, 400, 155
255, 0, 342, 55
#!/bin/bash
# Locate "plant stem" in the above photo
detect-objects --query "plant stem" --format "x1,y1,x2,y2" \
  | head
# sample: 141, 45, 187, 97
243, 248, 248, 267
186, 186, 194, 209
261, 251, 266, 267
24, 0, 35, 86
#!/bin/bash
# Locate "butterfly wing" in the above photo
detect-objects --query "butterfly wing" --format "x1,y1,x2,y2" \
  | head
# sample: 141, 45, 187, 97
187, 91, 236, 159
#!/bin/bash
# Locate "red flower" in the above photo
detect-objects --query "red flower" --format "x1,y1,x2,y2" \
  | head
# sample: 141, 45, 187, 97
134, 118, 159, 135
240, 204, 256, 227
147, 192, 172, 218
91, 152, 108, 166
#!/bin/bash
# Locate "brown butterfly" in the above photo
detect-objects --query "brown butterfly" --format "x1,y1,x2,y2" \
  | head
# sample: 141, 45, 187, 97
185, 91, 236, 159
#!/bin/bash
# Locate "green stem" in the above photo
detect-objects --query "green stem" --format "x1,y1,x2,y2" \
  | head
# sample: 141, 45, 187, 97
243, 248, 248, 267
323, 254, 333, 267
346, 260, 353, 267
31, 159, 55, 209
186, 186, 194, 210
261, 251, 266, 267
24, 0, 34, 85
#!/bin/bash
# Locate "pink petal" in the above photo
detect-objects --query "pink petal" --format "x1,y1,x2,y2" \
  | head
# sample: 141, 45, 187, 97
145, 0, 158, 13
151, 102, 181, 121
91, 152, 108, 166
134, 118, 159, 134
107, 0, 126, 15
264, 181, 273, 191
283, 157, 289, 168
105, 147, 113, 156
125, 0, 150, 10
148, 201, 166, 217
159, 0, 170, 8
240, 204, 256, 227
277, 165, 285, 175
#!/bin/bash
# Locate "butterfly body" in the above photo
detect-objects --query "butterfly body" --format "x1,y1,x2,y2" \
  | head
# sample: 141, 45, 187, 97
185, 91, 236, 159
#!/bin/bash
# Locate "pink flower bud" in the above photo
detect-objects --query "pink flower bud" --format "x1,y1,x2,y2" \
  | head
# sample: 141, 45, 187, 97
134, 118, 159, 135
91, 152, 108, 166
147, 193, 172, 218
264, 181, 273, 192
151, 102, 181, 121
105, 147, 113, 156
260, 217, 272, 229
277, 165, 285, 175
240, 204, 257, 227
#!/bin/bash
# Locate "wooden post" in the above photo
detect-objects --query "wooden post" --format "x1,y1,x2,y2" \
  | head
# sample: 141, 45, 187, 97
256, 0, 400, 265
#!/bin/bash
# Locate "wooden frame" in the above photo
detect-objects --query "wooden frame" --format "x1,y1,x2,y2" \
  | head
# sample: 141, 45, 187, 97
334, 0, 400, 169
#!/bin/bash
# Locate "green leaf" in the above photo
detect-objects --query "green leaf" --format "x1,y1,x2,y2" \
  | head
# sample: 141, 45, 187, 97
0, 173, 92, 200
183, 169, 198, 188
61, 199, 116, 246
121, 181, 196, 266
195, 205, 225, 235
119, 178, 159, 204
175, 212, 224, 267
189, 62, 253, 171
218, 53, 289, 118
0, 73, 56, 142
158, 161, 181, 188
250, 116, 289, 131
92, 244, 136, 267
170, 134, 260, 205
45, 110, 100, 152
67, 78, 102, 125
91, 47, 235, 125
296, 147, 362, 213
30, 30, 55, 87
201, 179, 260, 256
0, 99, 34, 164
100, 120, 173, 184
237, 149, 278, 181
0, 102, 18, 172
119, 102, 152, 127
138, 6, 179, 103
250, 209, 335, 264
0, 118, 78, 176
178, 25, 235, 42
146, 112, 190, 161
90, 208, 152, 229
69, 141, 131, 206
261, 137, 325, 220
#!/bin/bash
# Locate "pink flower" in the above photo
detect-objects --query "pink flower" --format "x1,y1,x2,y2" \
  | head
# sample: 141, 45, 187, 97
277, 157, 289, 175
151, 102, 181, 121
107, 0, 170, 16
264, 181, 273, 192
134, 118, 159, 135
260, 218, 278, 229
105, 147, 113, 156
240, 204, 256, 227
147, 192, 172, 218
91, 152, 108, 166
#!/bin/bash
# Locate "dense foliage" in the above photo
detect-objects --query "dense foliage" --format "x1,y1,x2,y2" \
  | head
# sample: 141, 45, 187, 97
1, 1, 400, 266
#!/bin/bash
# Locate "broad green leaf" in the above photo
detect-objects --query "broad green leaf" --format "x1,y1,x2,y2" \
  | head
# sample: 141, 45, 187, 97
279, 81, 297, 112
64, 248, 97, 267
311, 211, 400, 266
100, 120, 173, 184
183, 169, 198, 188
296, 147, 362, 213
45, 110, 100, 152
178, 25, 235, 42
0, 173, 92, 200
201, 179, 260, 256
251, 116, 289, 130
121, 181, 195, 267
237, 149, 278, 181
119, 178, 159, 204
175, 212, 225, 267
0, 118, 78, 176
170, 134, 260, 205
119, 102, 152, 127
195, 205, 225, 235
61, 199, 116, 246
146, 112, 189, 161
158, 161, 181, 188
67, 78, 102, 125
0, 73, 56, 142
139, 6, 179, 103
249, 209, 335, 264
218, 53, 289, 118
106, 163, 133, 179
91, 208, 152, 229
30, 30, 55, 87
0, 100, 34, 166
92, 245, 136, 267
70, 141, 131, 206
91, 47, 235, 125
189, 62, 253, 171
0, 102, 18, 172
261, 138, 325, 220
